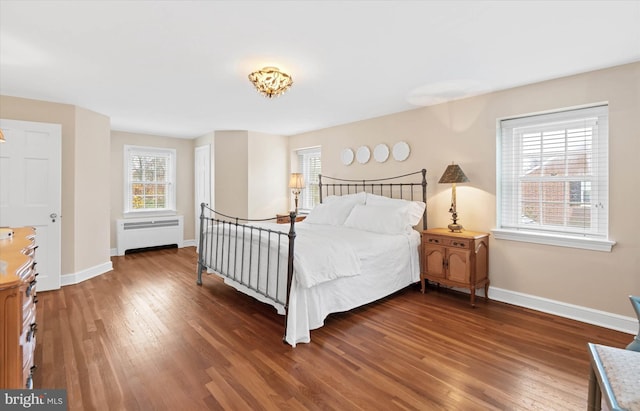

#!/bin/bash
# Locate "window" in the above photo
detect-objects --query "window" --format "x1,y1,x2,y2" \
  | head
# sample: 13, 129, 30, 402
297, 147, 321, 211
124, 145, 176, 215
494, 105, 615, 251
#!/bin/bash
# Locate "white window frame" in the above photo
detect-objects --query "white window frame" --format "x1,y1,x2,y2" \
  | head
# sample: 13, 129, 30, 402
297, 146, 321, 213
493, 104, 615, 252
123, 145, 177, 217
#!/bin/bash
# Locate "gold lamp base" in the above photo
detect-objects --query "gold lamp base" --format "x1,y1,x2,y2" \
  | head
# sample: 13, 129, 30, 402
448, 223, 463, 232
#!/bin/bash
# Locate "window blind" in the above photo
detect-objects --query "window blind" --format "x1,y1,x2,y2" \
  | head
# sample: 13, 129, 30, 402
297, 147, 321, 211
498, 105, 609, 239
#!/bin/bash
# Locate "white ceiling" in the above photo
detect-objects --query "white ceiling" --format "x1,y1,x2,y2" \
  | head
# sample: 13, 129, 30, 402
1, 1, 639, 138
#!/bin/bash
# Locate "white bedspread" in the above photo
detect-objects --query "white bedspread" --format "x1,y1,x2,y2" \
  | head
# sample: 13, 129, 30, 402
203, 221, 421, 346
293, 225, 362, 288
203, 221, 362, 290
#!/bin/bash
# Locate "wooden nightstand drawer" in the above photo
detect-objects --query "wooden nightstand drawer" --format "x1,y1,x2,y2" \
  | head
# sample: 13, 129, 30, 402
449, 239, 470, 249
424, 236, 443, 245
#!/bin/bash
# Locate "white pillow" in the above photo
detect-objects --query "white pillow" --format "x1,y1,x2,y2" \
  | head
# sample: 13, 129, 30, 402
304, 198, 361, 226
365, 193, 425, 226
344, 204, 410, 234
323, 191, 366, 205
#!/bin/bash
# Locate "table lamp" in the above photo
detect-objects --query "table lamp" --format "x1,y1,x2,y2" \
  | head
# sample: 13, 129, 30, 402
289, 173, 305, 213
438, 163, 469, 232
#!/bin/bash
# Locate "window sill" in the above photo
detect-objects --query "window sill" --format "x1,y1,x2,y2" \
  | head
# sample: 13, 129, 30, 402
491, 228, 616, 252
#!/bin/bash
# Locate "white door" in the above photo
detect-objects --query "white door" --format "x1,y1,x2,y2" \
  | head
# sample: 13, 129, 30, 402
194, 144, 212, 247
0, 119, 62, 291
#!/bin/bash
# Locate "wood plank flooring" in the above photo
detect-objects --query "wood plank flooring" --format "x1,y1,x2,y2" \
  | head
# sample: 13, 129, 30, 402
33, 247, 631, 410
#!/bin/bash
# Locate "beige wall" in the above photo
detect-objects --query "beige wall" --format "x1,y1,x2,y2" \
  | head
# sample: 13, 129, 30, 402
289, 62, 640, 318
214, 131, 249, 218
0, 95, 111, 277
74, 106, 111, 269
213, 130, 288, 219
110, 131, 195, 247
248, 131, 288, 218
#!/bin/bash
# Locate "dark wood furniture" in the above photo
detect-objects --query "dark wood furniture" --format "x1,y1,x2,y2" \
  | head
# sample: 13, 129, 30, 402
0, 227, 38, 389
421, 228, 489, 307
276, 213, 306, 224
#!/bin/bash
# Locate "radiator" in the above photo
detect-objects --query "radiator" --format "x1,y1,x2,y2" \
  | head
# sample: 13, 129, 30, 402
116, 215, 184, 256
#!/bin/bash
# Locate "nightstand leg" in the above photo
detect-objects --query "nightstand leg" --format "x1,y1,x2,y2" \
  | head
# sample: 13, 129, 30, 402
470, 288, 476, 308
420, 278, 425, 293
484, 282, 490, 302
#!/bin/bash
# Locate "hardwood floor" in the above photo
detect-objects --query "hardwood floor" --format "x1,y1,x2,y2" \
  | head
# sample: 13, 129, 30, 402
34, 247, 630, 410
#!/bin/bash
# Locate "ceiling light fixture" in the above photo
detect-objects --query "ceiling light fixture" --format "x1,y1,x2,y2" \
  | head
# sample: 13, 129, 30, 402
248, 66, 293, 98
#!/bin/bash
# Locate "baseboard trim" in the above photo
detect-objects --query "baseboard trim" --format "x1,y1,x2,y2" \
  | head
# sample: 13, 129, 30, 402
61, 261, 113, 286
489, 286, 637, 335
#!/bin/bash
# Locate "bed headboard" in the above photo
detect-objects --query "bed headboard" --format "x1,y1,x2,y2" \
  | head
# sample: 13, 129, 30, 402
318, 169, 427, 230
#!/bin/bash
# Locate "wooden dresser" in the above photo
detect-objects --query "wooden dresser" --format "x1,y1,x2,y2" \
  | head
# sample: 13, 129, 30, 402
0, 227, 38, 389
421, 228, 489, 307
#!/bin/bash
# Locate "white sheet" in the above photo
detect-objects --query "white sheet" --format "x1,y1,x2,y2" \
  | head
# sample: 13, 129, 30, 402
203, 222, 421, 346
202, 221, 362, 291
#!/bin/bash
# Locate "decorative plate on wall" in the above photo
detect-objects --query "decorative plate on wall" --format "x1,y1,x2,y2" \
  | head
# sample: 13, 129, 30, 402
392, 141, 411, 161
373, 143, 390, 163
341, 148, 354, 166
356, 146, 371, 164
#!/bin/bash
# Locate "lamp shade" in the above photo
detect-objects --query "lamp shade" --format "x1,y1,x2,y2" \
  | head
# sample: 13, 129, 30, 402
288, 173, 305, 190
438, 164, 469, 184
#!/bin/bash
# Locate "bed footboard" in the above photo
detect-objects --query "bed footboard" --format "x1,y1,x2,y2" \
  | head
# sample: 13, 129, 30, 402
196, 203, 296, 342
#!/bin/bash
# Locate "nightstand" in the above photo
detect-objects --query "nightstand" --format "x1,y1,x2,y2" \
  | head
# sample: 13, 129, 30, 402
421, 228, 490, 307
276, 213, 306, 224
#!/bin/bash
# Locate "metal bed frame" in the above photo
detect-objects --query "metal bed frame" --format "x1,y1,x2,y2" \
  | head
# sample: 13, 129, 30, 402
319, 168, 427, 230
196, 169, 427, 342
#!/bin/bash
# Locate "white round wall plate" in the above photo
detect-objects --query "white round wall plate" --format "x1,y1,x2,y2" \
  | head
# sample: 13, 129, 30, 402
392, 141, 410, 161
356, 146, 371, 164
373, 143, 389, 163
341, 148, 354, 165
